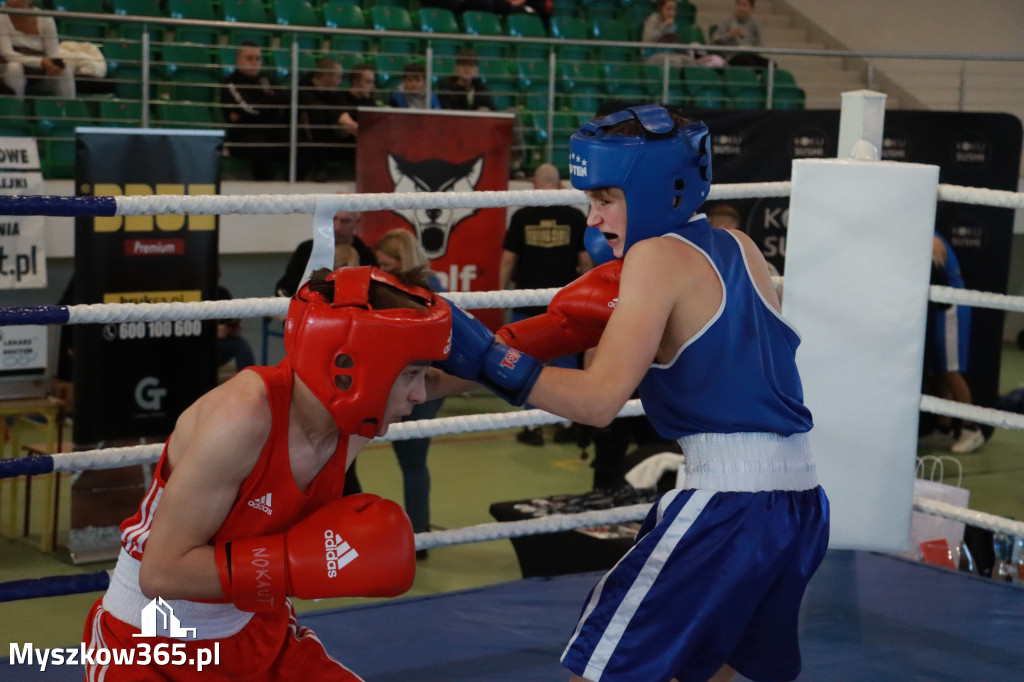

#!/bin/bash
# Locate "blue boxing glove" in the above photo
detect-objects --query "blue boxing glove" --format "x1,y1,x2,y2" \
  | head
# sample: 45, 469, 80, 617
437, 304, 542, 406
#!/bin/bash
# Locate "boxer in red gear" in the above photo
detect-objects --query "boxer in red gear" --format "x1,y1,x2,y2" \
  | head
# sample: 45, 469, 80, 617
83, 266, 450, 681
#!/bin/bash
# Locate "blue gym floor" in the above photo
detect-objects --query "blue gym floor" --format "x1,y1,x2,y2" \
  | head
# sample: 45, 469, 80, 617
8, 549, 1023, 681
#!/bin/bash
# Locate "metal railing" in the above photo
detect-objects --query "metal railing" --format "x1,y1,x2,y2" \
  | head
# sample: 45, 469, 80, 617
1, 7, 1021, 181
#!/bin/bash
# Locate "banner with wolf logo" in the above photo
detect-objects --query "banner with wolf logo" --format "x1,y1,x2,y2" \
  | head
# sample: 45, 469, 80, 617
356, 108, 514, 329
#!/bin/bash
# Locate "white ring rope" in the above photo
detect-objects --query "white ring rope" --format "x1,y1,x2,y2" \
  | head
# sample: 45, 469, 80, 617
53, 282, 1024, 325
415, 504, 654, 551
98, 182, 1020, 216
105, 183, 799, 217
937, 183, 1024, 209
920, 395, 1024, 431
8, 180, 1024, 561
912, 497, 1024, 538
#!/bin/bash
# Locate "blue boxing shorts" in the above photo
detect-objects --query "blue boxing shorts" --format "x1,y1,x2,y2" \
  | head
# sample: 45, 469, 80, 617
561, 486, 830, 682
929, 304, 971, 374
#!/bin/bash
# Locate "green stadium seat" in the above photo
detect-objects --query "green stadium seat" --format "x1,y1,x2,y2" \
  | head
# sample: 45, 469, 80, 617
371, 6, 418, 56
721, 66, 765, 109
373, 53, 410, 90
462, 10, 503, 36
96, 98, 144, 127
274, 0, 322, 51
590, 17, 634, 62
556, 61, 600, 92
550, 16, 590, 62
52, 0, 103, 10
33, 98, 94, 177
269, 47, 318, 83
417, 7, 463, 56
462, 10, 505, 58
0, 98, 32, 136
325, 2, 372, 56
57, 19, 107, 41
602, 63, 645, 98
152, 101, 215, 129
111, 0, 163, 41
221, 0, 269, 25
681, 65, 725, 108
506, 12, 547, 39
161, 43, 219, 102
477, 57, 515, 109
226, 28, 274, 48
166, 0, 220, 44
102, 39, 146, 100
431, 55, 455, 84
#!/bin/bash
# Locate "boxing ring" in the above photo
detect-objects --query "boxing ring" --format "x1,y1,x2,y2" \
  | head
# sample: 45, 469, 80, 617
1, 177, 1024, 680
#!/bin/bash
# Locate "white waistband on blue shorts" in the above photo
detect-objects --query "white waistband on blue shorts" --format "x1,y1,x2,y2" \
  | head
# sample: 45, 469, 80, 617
677, 432, 817, 492
103, 548, 254, 640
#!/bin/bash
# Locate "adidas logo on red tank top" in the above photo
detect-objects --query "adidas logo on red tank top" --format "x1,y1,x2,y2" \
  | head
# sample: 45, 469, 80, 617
248, 493, 273, 515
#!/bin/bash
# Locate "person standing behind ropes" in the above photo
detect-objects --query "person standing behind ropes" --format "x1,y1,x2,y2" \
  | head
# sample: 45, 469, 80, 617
432, 104, 829, 682
375, 229, 447, 559
83, 266, 452, 681
499, 163, 592, 446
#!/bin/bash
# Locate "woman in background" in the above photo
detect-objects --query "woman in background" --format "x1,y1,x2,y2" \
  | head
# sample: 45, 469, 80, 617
0, 0, 75, 99
375, 229, 445, 559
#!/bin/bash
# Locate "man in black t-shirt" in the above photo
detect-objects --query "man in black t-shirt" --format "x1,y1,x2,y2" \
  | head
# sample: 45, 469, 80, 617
500, 163, 593, 445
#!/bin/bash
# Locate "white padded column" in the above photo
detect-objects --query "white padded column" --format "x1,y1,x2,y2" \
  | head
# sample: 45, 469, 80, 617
782, 158, 939, 552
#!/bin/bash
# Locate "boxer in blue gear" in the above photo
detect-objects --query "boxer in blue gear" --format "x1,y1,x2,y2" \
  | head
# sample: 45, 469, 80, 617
455, 104, 831, 682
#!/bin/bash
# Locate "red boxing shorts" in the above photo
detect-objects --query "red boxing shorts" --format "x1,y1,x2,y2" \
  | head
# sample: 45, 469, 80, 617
83, 598, 363, 681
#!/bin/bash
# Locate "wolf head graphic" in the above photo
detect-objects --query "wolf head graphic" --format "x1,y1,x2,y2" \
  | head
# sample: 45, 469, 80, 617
387, 154, 484, 258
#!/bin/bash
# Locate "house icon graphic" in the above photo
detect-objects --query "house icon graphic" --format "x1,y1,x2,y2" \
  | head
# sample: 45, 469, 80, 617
133, 597, 197, 639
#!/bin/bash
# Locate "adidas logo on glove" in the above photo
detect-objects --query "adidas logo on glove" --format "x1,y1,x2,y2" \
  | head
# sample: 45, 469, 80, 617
324, 530, 359, 579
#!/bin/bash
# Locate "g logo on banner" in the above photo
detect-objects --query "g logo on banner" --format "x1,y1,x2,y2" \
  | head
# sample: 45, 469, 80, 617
135, 377, 167, 411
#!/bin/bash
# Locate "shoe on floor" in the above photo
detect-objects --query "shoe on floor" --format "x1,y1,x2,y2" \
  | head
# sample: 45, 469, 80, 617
416, 549, 429, 561
516, 427, 544, 446
950, 428, 985, 454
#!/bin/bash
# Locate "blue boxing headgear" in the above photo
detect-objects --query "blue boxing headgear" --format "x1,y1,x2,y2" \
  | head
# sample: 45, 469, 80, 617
569, 104, 711, 257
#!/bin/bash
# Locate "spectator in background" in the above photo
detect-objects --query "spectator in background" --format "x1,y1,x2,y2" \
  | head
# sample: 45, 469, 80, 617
706, 202, 742, 230
437, 49, 495, 111
298, 57, 350, 181
374, 229, 446, 558
214, 280, 256, 377
275, 200, 378, 298
389, 62, 442, 110
221, 42, 286, 181
710, 0, 770, 68
643, 0, 726, 68
0, 0, 75, 99
499, 163, 592, 446
921, 233, 986, 454
336, 62, 378, 138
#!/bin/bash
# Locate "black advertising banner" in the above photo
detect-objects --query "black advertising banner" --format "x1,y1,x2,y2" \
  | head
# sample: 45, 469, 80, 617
684, 108, 1022, 407
73, 128, 223, 444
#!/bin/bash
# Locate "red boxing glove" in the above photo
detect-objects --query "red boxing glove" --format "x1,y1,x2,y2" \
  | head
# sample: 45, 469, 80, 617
497, 260, 622, 362
215, 493, 415, 612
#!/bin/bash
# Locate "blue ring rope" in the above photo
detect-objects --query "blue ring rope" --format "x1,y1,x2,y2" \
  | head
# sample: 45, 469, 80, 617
0, 571, 110, 602
0, 195, 117, 216
0, 456, 54, 479
0, 305, 71, 326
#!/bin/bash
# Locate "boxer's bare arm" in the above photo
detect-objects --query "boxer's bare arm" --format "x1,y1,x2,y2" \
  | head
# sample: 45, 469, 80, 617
139, 371, 271, 600
528, 236, 721, 426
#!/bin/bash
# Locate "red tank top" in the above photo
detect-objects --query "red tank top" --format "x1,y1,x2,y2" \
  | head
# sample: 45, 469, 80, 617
120, 359, 350, 559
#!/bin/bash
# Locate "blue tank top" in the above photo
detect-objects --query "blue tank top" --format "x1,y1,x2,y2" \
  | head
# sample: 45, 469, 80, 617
638, 218, 813, 439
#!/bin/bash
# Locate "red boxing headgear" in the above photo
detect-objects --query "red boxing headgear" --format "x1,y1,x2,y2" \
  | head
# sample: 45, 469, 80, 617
285, 266, 451, 438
